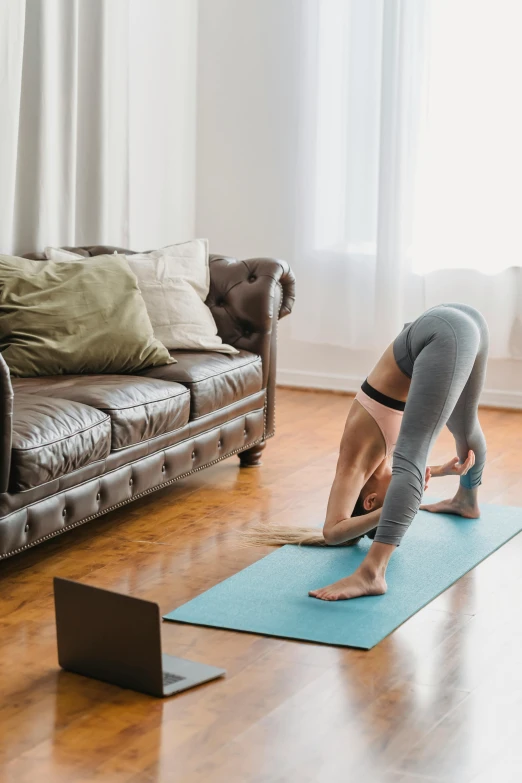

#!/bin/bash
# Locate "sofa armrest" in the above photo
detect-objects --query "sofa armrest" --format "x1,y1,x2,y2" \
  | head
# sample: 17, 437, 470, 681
0, 354, 13, 494
206, 255, 296, 438
207, 255, 295, 351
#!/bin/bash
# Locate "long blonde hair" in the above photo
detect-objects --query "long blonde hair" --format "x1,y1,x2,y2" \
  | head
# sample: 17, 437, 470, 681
239, 494, 368, 548
238, 523, 362, 548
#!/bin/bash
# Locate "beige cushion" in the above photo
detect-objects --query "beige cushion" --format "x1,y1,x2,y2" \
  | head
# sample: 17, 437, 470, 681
0, 254, 174, 377
127, 239, 210, 300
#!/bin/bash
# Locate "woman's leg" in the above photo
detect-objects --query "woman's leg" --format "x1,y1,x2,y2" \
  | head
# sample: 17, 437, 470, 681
422, 304, 488, 516
445, 304, 488, 489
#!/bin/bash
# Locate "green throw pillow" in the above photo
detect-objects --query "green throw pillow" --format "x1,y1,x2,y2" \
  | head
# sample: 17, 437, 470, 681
0, 254, 174, 377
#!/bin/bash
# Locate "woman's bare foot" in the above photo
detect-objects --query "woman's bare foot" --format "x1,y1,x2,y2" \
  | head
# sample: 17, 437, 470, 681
421, 485, 480, 519
309, 566, 387, 601
420, 498, 480, 518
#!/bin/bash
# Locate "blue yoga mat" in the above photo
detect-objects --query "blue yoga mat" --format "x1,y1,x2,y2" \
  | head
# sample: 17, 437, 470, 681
164, 503, 522, 649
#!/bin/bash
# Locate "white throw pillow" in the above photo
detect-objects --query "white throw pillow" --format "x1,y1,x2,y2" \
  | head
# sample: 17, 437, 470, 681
45, 246, 87, 262
44, 240, 238, 354
143, 277, 236, 352
128, 239, 210, 301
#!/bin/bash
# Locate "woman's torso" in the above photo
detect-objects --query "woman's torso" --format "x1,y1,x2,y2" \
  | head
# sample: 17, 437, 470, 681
356, 303, 486, 456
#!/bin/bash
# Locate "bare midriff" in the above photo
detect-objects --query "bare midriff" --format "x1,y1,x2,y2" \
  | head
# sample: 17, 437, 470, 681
367, 343, 411, 403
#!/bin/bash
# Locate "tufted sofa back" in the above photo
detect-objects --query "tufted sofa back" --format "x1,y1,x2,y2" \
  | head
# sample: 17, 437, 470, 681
22, 247, 295, 366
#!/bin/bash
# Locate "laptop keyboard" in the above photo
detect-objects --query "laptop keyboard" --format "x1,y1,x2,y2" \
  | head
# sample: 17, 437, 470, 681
163, 672, 186, 687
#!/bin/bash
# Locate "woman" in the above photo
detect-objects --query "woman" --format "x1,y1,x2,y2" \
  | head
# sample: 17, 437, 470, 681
248, 303, 489, 601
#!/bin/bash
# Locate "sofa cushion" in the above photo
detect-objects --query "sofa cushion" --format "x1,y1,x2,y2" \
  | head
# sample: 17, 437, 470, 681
11, 394, 111, 491
11, 376, 190, 450
140, 349, 263, 419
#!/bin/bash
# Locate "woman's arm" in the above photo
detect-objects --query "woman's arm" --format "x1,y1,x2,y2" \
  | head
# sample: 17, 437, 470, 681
323, 508, 382, 546
429, 450, 475, 478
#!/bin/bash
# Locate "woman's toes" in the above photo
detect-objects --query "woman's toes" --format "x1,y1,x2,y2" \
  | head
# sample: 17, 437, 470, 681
309, 587, 329, 599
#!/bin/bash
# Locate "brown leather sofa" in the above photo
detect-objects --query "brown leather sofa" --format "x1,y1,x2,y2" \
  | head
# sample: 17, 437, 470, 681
0, 246, 295, 560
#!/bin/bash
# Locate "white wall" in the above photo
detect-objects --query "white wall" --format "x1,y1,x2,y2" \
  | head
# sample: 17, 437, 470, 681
196, 0, 522, 408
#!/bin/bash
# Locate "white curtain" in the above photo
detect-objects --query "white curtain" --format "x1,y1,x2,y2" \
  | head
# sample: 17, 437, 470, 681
0, 0, 197, 257
291, 0, 522, 359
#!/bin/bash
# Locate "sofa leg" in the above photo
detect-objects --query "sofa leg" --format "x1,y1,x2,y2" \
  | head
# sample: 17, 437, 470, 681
239, 441, 266, 467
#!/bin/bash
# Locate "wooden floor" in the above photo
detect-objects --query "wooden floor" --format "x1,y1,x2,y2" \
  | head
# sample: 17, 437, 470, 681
1, 388, 521, 783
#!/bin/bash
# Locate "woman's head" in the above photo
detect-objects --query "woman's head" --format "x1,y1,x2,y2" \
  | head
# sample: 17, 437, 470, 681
353, 465, 393, 516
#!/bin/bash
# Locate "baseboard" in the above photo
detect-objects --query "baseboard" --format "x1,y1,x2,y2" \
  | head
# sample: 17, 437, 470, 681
479, 389, 522, 410
277, 369, 522, 411
277, 369, 362, 394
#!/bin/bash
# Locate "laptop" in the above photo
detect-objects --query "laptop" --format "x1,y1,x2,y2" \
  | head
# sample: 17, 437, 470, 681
54, 577, 226, 697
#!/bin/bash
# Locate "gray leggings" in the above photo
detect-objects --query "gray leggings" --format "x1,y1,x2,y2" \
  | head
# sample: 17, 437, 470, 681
373, 303, 489, 547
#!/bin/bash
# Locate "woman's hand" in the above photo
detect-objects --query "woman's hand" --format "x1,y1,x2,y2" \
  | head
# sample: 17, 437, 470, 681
430, 450, 475, 478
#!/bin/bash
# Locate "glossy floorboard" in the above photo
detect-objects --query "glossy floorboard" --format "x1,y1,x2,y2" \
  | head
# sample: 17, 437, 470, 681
0, 388, 521, 783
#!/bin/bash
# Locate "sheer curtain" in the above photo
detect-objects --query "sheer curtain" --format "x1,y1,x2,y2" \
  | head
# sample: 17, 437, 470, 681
0, 0, 197, 256
291, 0, 522, 359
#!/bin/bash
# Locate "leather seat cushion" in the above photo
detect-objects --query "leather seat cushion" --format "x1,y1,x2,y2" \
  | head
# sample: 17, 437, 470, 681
11, 376, 190, 450
11, 393, 111, 491
140, 350, 263, 419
